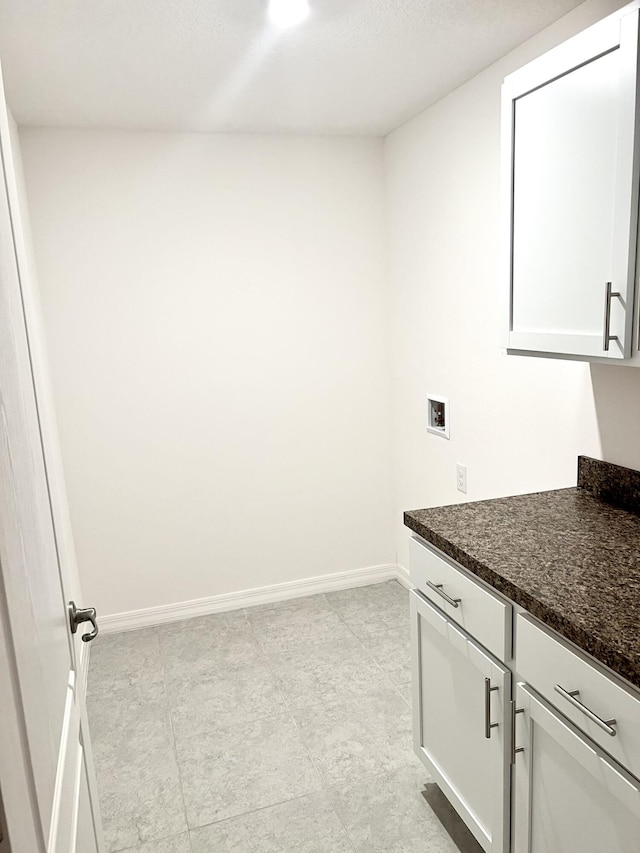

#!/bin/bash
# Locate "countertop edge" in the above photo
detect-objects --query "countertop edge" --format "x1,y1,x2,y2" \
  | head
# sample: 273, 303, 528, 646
403, 511, 640, 692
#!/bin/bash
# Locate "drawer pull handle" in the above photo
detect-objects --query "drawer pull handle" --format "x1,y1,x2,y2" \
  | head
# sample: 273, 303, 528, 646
484, 678, 499, 739
426, 581, 461, 608
554, 685, 617, 737
511, 700, 524, 764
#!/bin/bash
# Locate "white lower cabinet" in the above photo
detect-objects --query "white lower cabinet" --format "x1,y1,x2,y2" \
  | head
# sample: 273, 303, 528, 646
410, 539, 640, 852
512, 682, 640, 853
410, 590, 511, 853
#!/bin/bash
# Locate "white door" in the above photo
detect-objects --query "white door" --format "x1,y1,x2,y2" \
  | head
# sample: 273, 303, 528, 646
512, 682, 640, 853
410, 590, 511, 853
0, 61, 103, 853
502, 6, 640, 360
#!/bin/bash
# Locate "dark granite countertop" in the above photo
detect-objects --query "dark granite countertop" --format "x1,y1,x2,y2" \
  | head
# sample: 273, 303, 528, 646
404, 457, 640, 691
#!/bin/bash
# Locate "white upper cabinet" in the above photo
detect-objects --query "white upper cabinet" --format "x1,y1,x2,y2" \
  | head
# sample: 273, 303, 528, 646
501, 4, 640, 361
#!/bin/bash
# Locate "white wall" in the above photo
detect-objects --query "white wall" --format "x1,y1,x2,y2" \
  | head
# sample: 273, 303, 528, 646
20, 0, 640, 615
385, 0, 640, 571
6, 111, 88, 616
20, 130, 394, 616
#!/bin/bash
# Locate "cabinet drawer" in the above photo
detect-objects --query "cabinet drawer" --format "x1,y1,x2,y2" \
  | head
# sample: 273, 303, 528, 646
409, 536, 511, 661
516, 614, 640, 780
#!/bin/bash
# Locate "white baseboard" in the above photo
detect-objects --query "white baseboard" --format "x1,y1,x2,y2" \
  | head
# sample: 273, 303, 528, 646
100, 562, 406, 634
395, 563, 410, 589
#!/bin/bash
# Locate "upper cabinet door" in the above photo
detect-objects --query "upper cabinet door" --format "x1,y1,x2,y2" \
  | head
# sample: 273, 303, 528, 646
502, 5, 640, 360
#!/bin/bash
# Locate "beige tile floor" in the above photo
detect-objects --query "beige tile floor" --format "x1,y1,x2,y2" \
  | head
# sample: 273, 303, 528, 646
87, 581, 470, 852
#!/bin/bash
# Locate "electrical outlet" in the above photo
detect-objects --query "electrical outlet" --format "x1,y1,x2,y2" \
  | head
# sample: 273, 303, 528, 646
456, 463, 467, 494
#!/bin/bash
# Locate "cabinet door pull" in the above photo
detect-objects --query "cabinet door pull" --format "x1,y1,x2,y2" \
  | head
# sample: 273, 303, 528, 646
511, 700, 524, 764
603, 281, 621, 351
554, 685, 617, 736
426, 581, 461, 608
484, 678, 500, 739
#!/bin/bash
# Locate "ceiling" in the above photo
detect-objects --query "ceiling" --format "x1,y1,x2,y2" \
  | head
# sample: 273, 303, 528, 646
0, 0, 585, 136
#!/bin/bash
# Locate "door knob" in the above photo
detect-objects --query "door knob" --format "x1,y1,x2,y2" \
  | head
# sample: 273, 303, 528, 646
68, 601, 99, 642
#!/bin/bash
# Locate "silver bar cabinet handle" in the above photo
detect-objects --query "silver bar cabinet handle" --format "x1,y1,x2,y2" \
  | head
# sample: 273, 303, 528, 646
603, 281, 621, 352
426, 581, 461, 608
484, 678, 499, 739
554, 685, 617, 736
511, 700, 524, 764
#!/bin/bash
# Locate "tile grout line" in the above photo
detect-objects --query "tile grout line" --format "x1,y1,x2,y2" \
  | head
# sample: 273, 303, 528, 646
154, 626, 195, 853
270, 587, 410, 853
323, 585, 413, 697
113, 829, 191, 853
242, 585, 411, 723
186, 783, 362, 836
242, 616, 413, 778
241, 601, 359, 851
244, 589, 404, 715
242, 605, 328, 790
88, 631, 188, 853
87, 627, 181, 853
165, 607, 334, 837
101, 585, 412, 852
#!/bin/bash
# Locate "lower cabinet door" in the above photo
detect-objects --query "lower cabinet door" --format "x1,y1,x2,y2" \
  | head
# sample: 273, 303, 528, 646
513, 683, 640, 853
410, 590, 511, 853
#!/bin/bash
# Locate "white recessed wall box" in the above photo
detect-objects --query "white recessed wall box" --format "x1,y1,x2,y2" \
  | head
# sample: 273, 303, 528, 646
427, 394, 449, 439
